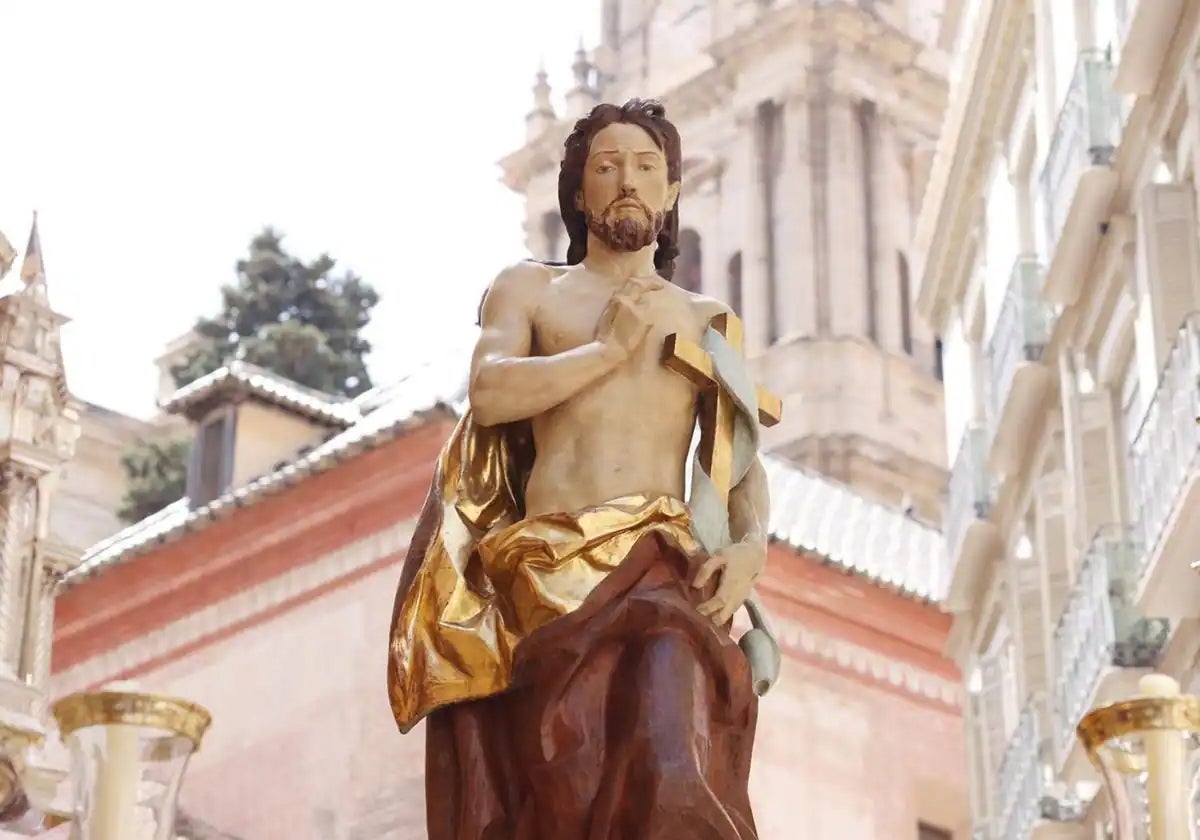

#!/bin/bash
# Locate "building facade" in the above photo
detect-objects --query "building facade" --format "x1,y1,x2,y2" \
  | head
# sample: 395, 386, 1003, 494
0, 2, 981, 837
502, 0, 956, 523
915, 0, 1200, 836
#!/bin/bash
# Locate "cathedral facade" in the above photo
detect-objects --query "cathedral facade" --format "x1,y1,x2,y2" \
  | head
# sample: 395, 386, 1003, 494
502, 0, 956, 524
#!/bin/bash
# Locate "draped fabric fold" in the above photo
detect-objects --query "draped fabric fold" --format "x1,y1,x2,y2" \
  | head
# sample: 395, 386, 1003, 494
386, 413, 759, 839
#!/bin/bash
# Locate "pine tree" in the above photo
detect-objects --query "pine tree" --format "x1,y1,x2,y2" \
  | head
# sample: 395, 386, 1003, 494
118, 229, 380, 524
117, 439, 190, 524
171, 228, 380, 397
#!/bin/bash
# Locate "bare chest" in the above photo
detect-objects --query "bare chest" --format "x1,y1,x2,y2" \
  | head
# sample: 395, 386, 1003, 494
533, 284, 702, 371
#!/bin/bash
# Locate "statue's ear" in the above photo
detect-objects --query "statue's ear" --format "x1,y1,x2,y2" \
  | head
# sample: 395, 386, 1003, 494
666, 181, 680, 211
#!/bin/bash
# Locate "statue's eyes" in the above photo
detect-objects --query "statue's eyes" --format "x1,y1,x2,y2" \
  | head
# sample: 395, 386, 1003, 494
639, 163, 656, 171
595, 164, 615, 174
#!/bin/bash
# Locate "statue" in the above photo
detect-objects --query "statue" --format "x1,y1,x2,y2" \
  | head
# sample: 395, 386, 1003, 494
387, 98, 782, 839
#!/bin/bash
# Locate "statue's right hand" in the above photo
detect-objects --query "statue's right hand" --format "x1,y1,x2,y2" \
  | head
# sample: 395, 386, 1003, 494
595, 291, 652, 359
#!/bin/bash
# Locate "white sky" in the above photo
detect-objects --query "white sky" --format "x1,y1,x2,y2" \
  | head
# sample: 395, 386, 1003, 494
1, 1, 599, 418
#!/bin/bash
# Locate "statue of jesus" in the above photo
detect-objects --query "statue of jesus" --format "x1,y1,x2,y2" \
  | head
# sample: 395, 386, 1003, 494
387, 98, 772, 839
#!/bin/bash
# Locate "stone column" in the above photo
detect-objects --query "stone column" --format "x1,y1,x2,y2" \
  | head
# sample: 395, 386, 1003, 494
871, 118, 909, 355
736, 108, 771, 355
778, 88, 816, 338
824, 93, 871, 338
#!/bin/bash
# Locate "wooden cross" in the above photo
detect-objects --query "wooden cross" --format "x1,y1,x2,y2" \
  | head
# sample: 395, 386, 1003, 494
662, 312, 782, 504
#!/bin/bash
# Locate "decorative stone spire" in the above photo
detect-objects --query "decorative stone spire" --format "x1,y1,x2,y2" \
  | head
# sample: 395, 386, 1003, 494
525, 61, 557, 140
566, 39, 600, 119
0, 213, 81, 822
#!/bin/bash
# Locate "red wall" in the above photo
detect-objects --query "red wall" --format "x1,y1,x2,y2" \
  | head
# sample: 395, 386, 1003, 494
51, 418, 967, 839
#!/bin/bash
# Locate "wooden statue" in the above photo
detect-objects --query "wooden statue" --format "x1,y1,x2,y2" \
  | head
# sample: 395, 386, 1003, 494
387, 98, 781, 839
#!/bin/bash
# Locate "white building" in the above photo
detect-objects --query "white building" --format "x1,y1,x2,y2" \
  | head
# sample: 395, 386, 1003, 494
915, 0, 1200, 836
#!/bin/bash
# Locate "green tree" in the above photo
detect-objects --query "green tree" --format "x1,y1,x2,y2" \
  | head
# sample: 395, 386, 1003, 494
171, 228, 380, 397
117, 438, 190, 524
118, 229, 380, 524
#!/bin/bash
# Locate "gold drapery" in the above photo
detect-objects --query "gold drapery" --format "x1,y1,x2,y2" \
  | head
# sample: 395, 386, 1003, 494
387, 413, 699, 733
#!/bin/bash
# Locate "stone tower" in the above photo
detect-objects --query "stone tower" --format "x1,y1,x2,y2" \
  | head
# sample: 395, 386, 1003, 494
0, 216, 81, 821
498, 0, 956, 523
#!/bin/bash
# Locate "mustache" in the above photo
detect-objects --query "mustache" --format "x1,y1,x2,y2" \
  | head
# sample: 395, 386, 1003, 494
605, 196, 652, 214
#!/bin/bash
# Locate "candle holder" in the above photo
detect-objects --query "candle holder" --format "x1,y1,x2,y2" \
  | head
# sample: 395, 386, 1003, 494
50, 689, 211, 840
1077, 675, 1200, 839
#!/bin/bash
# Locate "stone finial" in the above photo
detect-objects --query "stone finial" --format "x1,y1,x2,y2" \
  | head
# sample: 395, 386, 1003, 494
526, 61, 557, 140
566, 39, 600, 119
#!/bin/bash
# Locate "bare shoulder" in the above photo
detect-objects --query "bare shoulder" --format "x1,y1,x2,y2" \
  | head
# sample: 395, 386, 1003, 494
687, 291, 734, 325
479, 260, 555, 322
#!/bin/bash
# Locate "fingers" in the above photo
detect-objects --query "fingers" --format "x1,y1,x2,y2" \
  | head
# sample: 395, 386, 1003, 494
692, 556, 725, 589
696, 594, 740, 626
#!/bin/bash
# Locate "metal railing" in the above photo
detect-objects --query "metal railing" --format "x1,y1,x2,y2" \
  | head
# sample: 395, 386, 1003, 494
1127, 313, 1200, 582
1039, 50, 1121, 256
994, 698, 1043, 840
986, 256, 1055, 434
1050, 528, 1169, 760
946, 424, 993, 567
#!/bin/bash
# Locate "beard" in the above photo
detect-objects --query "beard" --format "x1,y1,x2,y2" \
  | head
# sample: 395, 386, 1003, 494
585, 198, 665, 252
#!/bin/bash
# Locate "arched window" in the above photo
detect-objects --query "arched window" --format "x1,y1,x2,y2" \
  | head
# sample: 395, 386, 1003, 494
541, 211, 564, 262
676, 228, 702, 293
898, 251, 913, 355
727, 252, 743, 317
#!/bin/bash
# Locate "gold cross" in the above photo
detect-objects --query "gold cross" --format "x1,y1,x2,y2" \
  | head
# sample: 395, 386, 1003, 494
662, 312, 782, 503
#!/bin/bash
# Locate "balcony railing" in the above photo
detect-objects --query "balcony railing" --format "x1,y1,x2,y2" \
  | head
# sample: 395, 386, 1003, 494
946, 424, 993, 565
994, 699, 1044, 840
986, 256, 1055, 433
1050, 528, 1169, 759
1127, 313, 1200, 580
1039, 50, 1121, 256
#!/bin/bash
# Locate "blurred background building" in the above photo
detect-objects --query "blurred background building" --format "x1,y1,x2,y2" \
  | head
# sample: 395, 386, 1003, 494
915, 0, 1200, 836
0, 1, 999, 837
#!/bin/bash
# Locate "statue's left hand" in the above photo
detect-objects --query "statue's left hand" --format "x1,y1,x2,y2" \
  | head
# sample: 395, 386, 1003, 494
692, 541, 766, 626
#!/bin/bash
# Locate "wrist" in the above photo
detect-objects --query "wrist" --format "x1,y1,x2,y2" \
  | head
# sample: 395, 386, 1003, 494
595, 339, 628, 366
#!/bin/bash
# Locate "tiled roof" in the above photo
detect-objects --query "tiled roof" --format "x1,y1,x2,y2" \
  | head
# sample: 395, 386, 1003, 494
64, 351, 470, 586
763, 457, 947, 602
70, 347, 946, 602
161, 361, 362, 427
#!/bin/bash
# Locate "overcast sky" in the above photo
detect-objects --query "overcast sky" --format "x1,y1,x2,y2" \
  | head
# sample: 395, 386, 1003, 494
1, 1, 599, 418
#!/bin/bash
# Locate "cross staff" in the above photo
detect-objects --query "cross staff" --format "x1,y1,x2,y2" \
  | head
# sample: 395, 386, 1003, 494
662, 312, 782, 503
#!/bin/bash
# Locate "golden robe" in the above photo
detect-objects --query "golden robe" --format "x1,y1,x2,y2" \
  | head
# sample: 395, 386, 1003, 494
386, 414, 758, 839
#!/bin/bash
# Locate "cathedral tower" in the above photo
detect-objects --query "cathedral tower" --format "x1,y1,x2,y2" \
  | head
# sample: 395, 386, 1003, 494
499, 0, 954, 522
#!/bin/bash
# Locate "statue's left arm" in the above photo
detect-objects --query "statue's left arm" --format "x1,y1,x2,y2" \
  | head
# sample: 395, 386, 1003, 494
693, 456, 770, 625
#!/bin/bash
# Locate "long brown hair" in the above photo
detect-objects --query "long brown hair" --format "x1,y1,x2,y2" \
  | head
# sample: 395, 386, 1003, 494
557, 98, 682, 281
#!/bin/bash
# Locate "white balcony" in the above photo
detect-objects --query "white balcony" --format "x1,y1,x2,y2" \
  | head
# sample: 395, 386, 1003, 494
1129, 313, 1200, 620
945, 424, 999, 610
986, 256, 1057, 475
994, 700, 1043, 840
1051, 528, 1168, 780
1039, 51, 1122, 306
1112, 0, 1186, 95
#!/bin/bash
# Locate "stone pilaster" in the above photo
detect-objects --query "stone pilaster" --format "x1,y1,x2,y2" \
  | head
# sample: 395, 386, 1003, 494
735, 108, 771, 356
824, 94, 872, 339
778, 89, 817, 339
0, 465, 36, 676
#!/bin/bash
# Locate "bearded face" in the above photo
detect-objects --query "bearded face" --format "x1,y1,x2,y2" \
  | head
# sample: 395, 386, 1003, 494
576, 122, 679, 257
585, 195, 665, 253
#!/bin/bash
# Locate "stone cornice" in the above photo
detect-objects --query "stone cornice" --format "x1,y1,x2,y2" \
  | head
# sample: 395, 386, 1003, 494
914, 0, 1030, 330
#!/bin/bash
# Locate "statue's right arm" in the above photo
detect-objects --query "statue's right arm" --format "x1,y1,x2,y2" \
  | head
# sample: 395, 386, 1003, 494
468, 262, 625, 428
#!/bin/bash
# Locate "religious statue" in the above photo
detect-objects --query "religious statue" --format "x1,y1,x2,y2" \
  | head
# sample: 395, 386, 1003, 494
387, 98, 783, 839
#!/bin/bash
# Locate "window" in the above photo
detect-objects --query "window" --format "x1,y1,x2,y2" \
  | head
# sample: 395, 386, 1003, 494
727, 252, 743, 317
898, 252, 913, 355
189, 409, 235, 507
934, 337, 944, 381
918, 823, 952, 840
540, 211, 564, 262
676, 228, 702, 293
755, 100, 783, 343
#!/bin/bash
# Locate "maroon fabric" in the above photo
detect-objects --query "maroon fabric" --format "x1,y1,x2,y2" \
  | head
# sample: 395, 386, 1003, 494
424, 532, 759, 840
